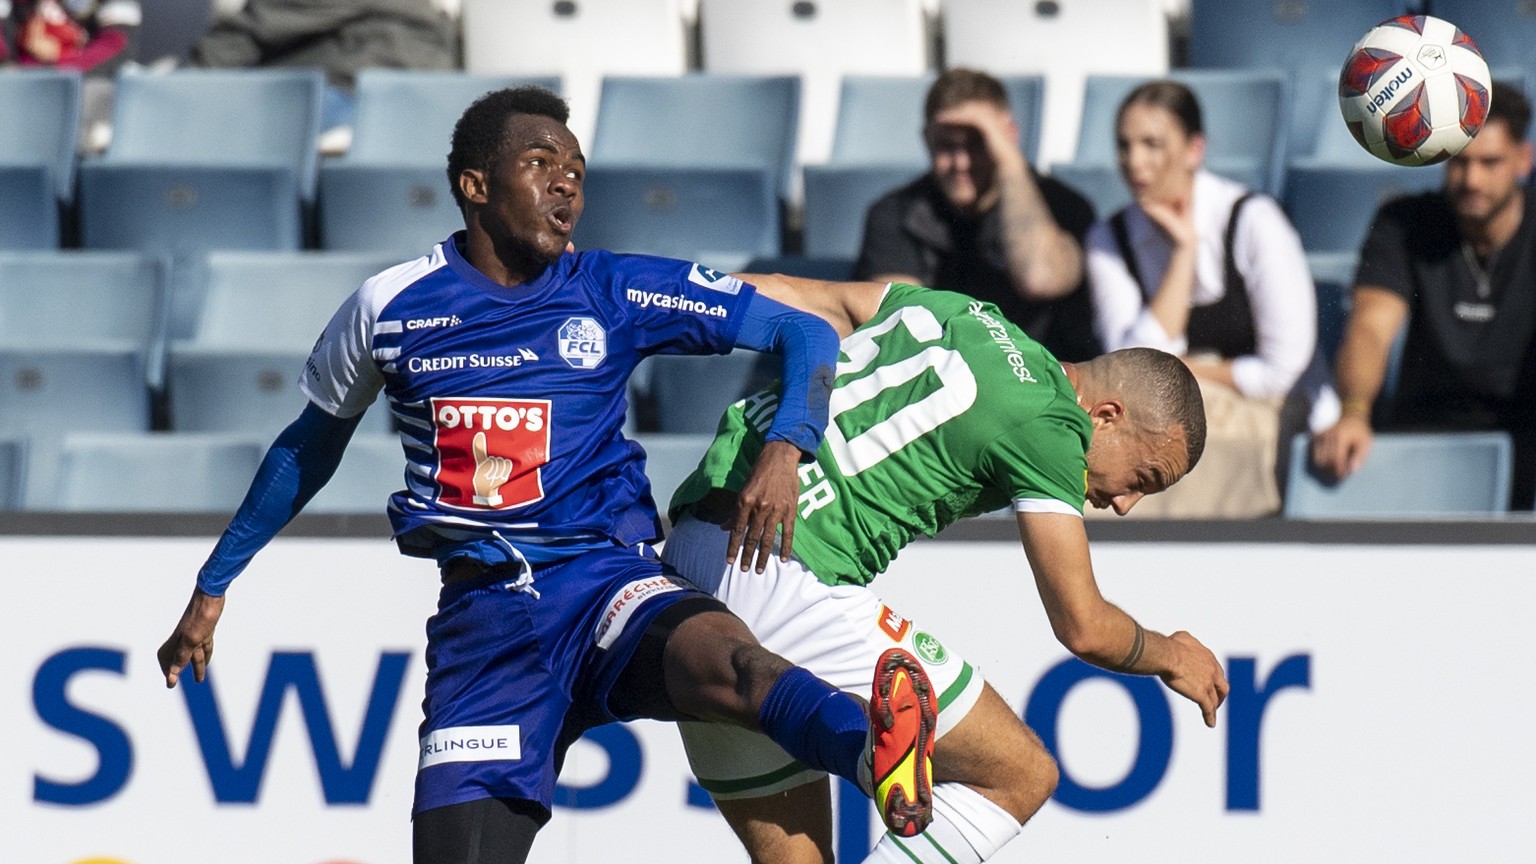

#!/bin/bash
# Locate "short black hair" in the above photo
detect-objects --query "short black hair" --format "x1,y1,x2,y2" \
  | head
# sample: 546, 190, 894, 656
446, 86, 571, 210
1094, 347, 1208, 472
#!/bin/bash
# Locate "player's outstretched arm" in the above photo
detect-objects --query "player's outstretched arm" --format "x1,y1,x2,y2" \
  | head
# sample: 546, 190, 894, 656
1016, 509, 1228, 726
157, 403, 362, 688
734, 272, 889, 338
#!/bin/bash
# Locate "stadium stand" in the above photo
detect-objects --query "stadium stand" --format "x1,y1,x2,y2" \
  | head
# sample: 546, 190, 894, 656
318, 69, 560, 254
0, 70, 81, 250
77, 68, 324, 254
1188, 0, 1406, 79
303, 433, 407, 514
1430, 0, 1536, 85
630, 352, 773, 435
1283, 431, 1513, 518
0, 438, 24, 511
630, 432, 719, 514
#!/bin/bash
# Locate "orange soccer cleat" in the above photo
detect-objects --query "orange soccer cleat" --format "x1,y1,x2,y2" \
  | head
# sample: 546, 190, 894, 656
868, 647, 937, 837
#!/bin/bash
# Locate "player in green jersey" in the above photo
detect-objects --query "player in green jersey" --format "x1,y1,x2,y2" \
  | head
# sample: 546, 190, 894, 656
661, 278, 1229, 864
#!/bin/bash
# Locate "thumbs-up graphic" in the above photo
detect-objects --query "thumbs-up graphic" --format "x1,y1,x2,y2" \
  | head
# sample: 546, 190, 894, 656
470, 431, 514, 507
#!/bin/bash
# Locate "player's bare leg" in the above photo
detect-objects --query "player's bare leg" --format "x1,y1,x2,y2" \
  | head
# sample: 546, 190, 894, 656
714, 779, 835, 864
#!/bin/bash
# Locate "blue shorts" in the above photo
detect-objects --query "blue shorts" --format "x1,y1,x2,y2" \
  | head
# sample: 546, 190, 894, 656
412, 544, 707, 815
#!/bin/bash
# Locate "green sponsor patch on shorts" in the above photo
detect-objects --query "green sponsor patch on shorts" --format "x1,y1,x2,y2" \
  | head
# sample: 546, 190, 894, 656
913, 630, 948, 665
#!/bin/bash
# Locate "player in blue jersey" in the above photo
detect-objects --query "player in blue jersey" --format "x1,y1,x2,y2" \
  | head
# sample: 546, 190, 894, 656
156, 86, 939, 863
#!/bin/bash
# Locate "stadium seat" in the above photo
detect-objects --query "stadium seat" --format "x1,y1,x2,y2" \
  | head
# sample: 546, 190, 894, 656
166, 251, 398, 437
0, 70, 81, 249
739, 256, 856, 282
630, 432, 716, 516
318, 70, 560, 254
1188, 0, 1404, 78
577, 166, 780, 270
802, 163, 923, 260
1307, 251, 1358, 365
941, 0, 1169, 167
78, 68, 324, 254
1426, 1, 1536, 86
1046, 163, 1131, 222
49, 432, 264, 513
0, 350, 154, 508
304, 434, 406, 514
1071, 70, 1292, 197
459, 0, 687, 147
1282, 431, 1513, 519
826, 74, 936, 167
0, 438, 23, 511
1282, 163, 1443, 254
697, 0, 929, 166
631, 352, 773, 434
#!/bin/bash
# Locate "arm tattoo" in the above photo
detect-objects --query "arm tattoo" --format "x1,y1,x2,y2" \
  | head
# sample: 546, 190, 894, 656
1116, 622, 1146, 672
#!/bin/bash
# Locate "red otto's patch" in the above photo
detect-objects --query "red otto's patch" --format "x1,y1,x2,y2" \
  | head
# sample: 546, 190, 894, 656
430, 397, 551, 510
595, 577, 683, 649
878, 605, 910, 642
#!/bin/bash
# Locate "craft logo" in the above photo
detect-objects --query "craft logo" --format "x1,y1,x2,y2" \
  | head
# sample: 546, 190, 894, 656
878, 605, 910, 642
595, 577, 683, 649
559, 317, 607, 368
430, 397, 550, 509
913, 631, 948, 665
687, 263, 744, 295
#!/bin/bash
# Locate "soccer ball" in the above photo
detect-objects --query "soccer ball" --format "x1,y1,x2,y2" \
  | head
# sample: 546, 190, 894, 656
1337, 14, 1492, 166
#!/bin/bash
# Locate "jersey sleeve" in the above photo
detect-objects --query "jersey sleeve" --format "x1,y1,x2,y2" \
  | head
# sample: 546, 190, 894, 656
581, 251, 760, 356
300, 284, 386, 419
981, 402, 1089, 517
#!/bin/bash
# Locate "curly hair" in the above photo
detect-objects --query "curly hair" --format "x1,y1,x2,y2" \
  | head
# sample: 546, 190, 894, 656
446, 86, 571, 210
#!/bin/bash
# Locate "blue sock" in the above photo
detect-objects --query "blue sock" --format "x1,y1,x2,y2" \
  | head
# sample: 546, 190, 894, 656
756, 666, 866, 785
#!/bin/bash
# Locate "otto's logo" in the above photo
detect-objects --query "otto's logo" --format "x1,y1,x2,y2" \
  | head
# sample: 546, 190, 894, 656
430, 397, 550, 510
406, 315, 462, 330
878, 605, 910, 643
913, 631, 948, 665
595, 577, 683, 649
559, 317, 606, 369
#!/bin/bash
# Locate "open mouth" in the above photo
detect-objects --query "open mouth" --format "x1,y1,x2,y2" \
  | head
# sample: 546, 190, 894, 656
548, 206, 574, 234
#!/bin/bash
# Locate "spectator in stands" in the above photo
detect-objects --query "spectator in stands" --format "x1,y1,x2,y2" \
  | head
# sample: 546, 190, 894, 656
0, 0, 140, 75
1086, 79, 1315, 518
1311, 82, 1536, 511
852, 67, 1100, 361
191, 0, 456, 133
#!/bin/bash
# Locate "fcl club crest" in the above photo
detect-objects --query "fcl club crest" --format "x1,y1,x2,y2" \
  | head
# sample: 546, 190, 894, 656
559, 316, 606, 369
430, 397, 551, 510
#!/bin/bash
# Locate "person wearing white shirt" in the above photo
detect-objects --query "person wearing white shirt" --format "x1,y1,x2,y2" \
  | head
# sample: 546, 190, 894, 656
1085, 80, 1316, 517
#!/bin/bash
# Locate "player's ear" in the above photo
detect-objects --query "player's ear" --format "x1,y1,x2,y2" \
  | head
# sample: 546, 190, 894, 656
458, 168, 489, 206
1087, 398, 1127, 428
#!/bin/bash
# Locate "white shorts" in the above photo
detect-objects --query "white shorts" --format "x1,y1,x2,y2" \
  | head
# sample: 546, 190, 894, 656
661, 514, 986, 800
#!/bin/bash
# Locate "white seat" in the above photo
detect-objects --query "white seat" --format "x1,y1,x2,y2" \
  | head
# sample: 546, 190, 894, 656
1283, 432, 1514, 519
305, 434, 406, 514
698, 0, 929, 169
942, 0, 1169, 168
459, 0, 688, 149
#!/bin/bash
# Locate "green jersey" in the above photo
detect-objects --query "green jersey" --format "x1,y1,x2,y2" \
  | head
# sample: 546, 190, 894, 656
670, 283, 1092, 586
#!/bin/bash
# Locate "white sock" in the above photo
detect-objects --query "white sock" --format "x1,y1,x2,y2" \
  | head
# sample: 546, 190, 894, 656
861, 782, 1023, 863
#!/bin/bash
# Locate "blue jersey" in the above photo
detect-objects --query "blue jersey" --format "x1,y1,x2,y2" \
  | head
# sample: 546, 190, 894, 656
301, 233, 755, 560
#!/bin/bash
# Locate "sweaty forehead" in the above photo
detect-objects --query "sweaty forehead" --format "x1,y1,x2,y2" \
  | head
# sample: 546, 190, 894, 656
1150, 426, 1191, 483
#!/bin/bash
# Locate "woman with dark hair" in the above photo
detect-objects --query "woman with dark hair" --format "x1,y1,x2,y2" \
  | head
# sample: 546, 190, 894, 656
1085, 80, 1317, 518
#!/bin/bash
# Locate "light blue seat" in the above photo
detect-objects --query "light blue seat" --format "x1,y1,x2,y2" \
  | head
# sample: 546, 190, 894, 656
631, 352, 772, 434
1046, 163, 1131, 222
827, 74, 936, 167
79, 68, 324, 254
1072, 70, 1292, 197
802, 163, 923, 260
1307, 252, 1358, 366
592, 74, 801, 202
0, 69, 81, 248
319, 70, 560, 254
304, 433, 405, 514
50, 432, 263, 513
1189, 1, 1406, 77
166, 251, 397, 436
630, 432, 716, 516
1283, 163, 1443, 253
1283, 432, 1512, 519
0, 438, 23, 511
0, 350, 153, 508
578, 165, 781, 270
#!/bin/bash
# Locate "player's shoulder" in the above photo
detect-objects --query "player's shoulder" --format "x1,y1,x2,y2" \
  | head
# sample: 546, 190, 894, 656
355, 245, 451, 317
